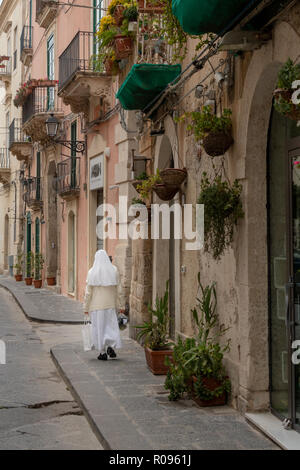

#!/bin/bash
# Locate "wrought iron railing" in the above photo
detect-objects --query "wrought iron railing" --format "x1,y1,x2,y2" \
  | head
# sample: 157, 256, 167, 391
0, 57, 11, 76
0, 148, 10, 169
59, 31, 96, 90
57, 156, 80, 196
24, 177, 42, 205
9, 118, 30, 147
20, 26, 33, 53
22, 85, 62, 125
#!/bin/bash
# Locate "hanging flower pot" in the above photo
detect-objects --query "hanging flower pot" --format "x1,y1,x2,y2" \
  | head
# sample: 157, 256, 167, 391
153, 183, 179, 201
104, 57, 118, 76
160, 168, 187, 187
113, 5, 125, 26
202, 131, 234, 157
273, 88, 300, 121
114, 35, 133, 60
137, 0, 164, 13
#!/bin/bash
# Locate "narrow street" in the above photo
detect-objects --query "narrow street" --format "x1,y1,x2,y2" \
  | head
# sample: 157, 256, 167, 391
0, 286, 102, 450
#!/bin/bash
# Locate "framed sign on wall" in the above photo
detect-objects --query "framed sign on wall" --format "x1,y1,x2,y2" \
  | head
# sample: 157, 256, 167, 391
90, 154, 104, 191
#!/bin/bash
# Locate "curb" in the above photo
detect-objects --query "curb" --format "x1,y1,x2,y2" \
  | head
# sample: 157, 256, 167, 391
50, 348, 111, 450
0, 281, 84, 325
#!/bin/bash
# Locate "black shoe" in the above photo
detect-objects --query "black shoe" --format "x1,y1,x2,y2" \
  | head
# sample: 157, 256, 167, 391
98, 353, 107, 361
107, 347, 117, 358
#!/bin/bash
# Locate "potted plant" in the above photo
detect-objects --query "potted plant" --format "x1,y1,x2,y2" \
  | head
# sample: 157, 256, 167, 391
104, 50, 119, 75
178, 107, 233, 157
134, 170, 182, 201
137, 0, 164, 13
197, 173, 244, 260
47, 276, 56, 286
14, 252, 24, 281
34, 252, 44, 289
165, 275, 231, 406
274, 58, 300, 121
134, 170, 161, 200
136, 281, 173, 375
25, 251, 34, 285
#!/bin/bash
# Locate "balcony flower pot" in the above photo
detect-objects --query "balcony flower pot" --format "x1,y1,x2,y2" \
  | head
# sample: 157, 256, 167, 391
145, 346, 173, 375
104, 58, 118, 76
114, 5, 125, 26
137, 0, 164, 13
25, 277, 33, 286
114, 35, 133, 60
47, 277, 56, 286
160, 168, 187, 187
191, 375, 227, 407
34, 279, 43, 289
202, 131, 234, 157
153, 183, 179, 201
15, 274, 23, 282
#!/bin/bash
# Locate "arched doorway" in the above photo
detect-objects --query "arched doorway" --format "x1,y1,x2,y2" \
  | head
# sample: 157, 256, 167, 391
153, 119, 181, 339
68, 210, 75, 293
46, 160, 58, 278
4, 214, 9, 270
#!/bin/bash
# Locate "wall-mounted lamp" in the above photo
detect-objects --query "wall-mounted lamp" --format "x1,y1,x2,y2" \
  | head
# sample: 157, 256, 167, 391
46, 114, 86, 153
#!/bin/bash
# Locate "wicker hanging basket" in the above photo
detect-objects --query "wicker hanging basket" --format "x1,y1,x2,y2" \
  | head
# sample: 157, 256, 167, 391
160, 168, 187, 187
153, 183, 179, 201
203, 131, 233, 157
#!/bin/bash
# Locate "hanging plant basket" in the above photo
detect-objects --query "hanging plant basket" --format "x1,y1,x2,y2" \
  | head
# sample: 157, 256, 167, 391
153, 183, 179, 201
137, 0, 164, 13
114, 35, 133, 60
160, 168, 187, 187
203, 131, 233, 157
114, 5, 125, 26
273, 88, 300, 121
104, 58, 118, 76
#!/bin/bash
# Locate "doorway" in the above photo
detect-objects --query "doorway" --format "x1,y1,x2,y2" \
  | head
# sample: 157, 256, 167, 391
4, 214, 9, 270
68, 211, 75, 293
269, 109, 300, 430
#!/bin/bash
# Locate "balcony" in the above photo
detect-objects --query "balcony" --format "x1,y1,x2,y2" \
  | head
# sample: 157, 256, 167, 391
24, 177, 43, 211
0, 148, 10, 184
9, 118, 32, 162
57, 156, 80, 200
22, 85, 63, 145
0, 56, 11, 83
20, 26, 33, 66
36, 0, 58, 29
58, 31, 111, 117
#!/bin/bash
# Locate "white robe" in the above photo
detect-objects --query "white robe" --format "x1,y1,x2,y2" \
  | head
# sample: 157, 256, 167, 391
91, 308, 122, 353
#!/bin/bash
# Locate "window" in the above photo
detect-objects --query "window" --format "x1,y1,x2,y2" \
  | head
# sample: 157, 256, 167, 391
13, 27, 17, 70
93, 0, 103, 57
47, 34, 55, 109
36, 152, 41, 201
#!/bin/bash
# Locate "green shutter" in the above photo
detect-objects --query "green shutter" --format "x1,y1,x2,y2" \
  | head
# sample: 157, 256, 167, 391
35, 218, 40, 254
36, 152, 41, 201
71, 121, 77, 188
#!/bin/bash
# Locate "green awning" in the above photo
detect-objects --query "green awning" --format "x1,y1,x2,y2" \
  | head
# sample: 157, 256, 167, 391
172, 0, 258, 35
116, 63, 182, 111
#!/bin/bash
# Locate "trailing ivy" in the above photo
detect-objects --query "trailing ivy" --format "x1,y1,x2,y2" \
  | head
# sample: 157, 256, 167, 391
197, 173, 244, 260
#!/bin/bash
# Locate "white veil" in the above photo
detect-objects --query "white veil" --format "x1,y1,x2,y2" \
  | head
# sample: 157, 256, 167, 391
86, 250, 118, 287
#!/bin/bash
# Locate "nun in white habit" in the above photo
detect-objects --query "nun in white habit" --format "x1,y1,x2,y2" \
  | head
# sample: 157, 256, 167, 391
83, 249, 122, 360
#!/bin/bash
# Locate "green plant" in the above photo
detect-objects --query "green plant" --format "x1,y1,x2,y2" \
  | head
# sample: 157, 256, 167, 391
160, 0, 188, 62
136, 171, 148, 181
14, 252, 24, 275
26, 251, 34, 278
136, 169, 161, 200
123, 4, 138, 21
177, 107, 232, 142
277, 58, 300, 89
274, 59, 300, 118
34, 252, 44, 281
197, 173, 244, 260
136, 281, 171, 350
165, 275, 231, 402
132, 197, 146, 205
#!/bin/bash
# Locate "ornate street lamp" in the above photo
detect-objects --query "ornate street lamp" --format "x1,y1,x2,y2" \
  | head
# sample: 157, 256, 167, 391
45, 114, 85, 153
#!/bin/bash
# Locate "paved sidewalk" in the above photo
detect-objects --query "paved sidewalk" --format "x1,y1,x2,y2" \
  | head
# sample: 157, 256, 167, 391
51, 338, 279, 451
0, 276, 83, 324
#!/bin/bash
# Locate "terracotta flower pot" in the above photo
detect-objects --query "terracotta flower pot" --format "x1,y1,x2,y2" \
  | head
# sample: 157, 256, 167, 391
160, 168, 187, 187
104, 58, 117, 76
34, 279, 43, 289
153, 183, 179, 201
47, 277, 56, 286
191, 375, 227, 407
25, 277, 33, 286
114, 35, 133, 60
15, 274, 23, 282
203, 131, 233, 157
114, 5, 125, 26
144, 346, 173, 375
138, 0, 164, 13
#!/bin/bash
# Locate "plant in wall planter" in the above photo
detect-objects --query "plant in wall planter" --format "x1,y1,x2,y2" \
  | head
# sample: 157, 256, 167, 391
14, 252, 24, 281
25, 251, 34, 285
165, 274, 231, 406
136, 281, 173, 375
178, 107, 233, 157
274, 58, 300, 121
197, 173, 244, 260
34, 252, 44, 289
